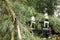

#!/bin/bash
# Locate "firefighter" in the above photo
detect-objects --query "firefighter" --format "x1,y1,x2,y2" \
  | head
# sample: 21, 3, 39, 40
29, 15, 36, 34
30, 15, 36, 28
44, 13, 49, 27
43, 13, 50, 38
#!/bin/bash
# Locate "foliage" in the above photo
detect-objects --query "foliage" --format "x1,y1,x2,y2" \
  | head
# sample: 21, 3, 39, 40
49, 16, 60, 32
19, 0, 57, 15
0, 0, 60, 40
36, 0, 57, 15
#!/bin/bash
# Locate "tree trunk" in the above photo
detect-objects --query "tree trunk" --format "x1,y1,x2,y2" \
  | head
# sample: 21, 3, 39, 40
3, 0, 22, 40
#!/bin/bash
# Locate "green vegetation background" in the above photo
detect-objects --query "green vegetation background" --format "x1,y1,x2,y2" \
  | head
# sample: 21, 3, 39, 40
0, 0, 60, 40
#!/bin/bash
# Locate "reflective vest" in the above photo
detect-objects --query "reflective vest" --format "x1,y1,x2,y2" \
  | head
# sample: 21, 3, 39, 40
44, 21, 49, 28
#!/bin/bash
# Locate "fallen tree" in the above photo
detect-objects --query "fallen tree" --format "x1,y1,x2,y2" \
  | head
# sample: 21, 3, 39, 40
3, 0, 22, 40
